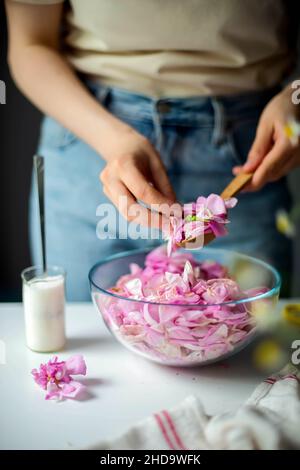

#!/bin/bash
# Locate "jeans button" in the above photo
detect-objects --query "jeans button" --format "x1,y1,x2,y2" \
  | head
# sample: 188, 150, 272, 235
156, 101, 171, 113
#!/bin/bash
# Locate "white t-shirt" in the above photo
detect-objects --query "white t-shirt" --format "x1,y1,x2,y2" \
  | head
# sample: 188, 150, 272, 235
12, 0, 298, 97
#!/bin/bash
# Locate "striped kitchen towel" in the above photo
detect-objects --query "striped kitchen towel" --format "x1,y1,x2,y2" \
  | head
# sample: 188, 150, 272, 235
86, 364, 300, 450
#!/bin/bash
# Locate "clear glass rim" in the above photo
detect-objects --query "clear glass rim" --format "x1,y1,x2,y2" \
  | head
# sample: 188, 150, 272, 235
88, 246, 281, 308
21, 265, 66, 283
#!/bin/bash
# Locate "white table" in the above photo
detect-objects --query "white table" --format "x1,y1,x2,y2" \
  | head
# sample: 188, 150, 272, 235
0, 301, 286, 450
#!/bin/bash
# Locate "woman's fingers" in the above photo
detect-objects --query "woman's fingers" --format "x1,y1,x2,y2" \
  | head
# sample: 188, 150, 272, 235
121, 164, 175, 210
103, 178, 169, 231
277, 155, 299, 178
233, 119, 273, 177
100, 140, 176, 228
233, 117, 294, 191
148, 151, 176, 201
246, 137, 293, 191
233, 86, 300, 191
243, 118, 273, 172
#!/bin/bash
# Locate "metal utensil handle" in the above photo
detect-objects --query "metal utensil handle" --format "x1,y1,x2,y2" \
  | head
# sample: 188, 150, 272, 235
33, 155, 47, 273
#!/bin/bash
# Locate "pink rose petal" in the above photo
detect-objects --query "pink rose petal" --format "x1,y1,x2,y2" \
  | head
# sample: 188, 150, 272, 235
65, 354, 87, 376
32, 355, 87, 400
163, 193, 238, 255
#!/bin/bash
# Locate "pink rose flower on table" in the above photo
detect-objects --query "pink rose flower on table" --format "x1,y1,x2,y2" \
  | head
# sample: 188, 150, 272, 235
165, 193, 238, 255
31, 355, 87, 400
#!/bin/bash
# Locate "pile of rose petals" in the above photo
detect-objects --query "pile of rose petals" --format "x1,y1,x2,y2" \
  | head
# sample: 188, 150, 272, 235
165, 194, 238, 255
32, 355, 87, 400
95, 246, 267, 364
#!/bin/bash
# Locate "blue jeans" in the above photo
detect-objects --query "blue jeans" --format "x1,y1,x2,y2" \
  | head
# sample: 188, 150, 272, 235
30, 83, 292, 300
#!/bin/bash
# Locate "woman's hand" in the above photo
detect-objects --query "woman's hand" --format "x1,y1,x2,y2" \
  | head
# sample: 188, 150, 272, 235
233, 84, 300, 190
100, 126, 176, 229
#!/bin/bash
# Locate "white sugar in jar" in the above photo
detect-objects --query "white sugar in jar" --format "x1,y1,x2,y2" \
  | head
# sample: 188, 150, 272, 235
21, 266, 66, 352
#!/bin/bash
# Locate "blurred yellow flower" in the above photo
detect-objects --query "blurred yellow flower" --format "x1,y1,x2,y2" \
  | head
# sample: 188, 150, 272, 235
276, 209, 296, 238
253, 339, 283, 370
282, 304, 300, 326
284, 119, 300, 146
251, 298, 277, 329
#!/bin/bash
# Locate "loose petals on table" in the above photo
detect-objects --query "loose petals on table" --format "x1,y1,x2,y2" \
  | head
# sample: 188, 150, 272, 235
31, 355, 87, 401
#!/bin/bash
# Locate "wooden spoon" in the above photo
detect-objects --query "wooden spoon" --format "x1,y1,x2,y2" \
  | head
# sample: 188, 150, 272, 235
178, 172, 253, 249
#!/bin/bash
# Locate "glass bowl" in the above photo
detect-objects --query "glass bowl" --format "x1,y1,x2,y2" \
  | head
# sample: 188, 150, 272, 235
89, 247, 281, 367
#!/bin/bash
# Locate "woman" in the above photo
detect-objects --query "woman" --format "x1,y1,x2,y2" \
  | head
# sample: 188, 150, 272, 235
5, 0, 300, 300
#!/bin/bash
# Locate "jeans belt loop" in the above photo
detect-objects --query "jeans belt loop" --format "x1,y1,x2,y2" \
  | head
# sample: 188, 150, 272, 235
95, 84, 111, 106
211, 98, 226, 146
152, 100, 164, 153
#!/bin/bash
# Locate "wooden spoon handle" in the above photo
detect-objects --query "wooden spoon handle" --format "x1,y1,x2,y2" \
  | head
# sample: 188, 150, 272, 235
220, 173, 253, 200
